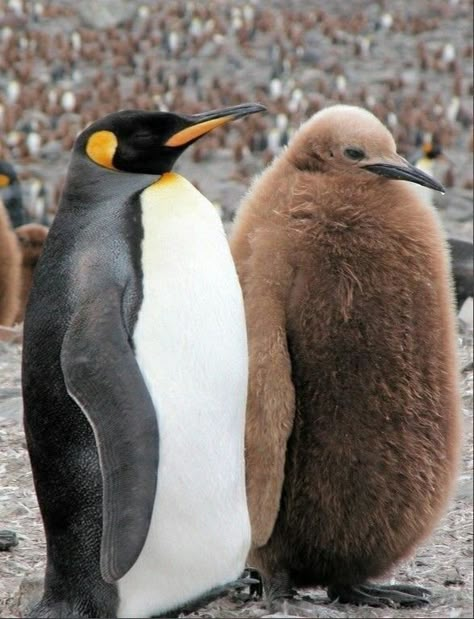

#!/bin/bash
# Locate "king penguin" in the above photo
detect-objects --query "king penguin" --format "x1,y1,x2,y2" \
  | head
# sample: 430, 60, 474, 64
22, 103, 265, 618
410, 142, 473, 309
230, 105, 462, 614
0, 160, 29, 228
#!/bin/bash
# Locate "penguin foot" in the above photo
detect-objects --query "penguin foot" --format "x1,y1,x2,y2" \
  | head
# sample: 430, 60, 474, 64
224, 569, 263, 602
246, 567, 263, 597
327, 583, 431, 607
262, 569, 297, 612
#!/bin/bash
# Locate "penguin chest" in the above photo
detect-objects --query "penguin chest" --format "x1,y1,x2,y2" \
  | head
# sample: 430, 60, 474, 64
117, 174, 250, 617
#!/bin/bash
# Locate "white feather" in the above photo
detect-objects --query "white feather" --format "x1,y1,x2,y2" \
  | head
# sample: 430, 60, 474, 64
117, 173, 250, 618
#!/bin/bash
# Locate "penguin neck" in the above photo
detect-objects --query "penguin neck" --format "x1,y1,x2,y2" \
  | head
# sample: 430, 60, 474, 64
61, 155, 159, 210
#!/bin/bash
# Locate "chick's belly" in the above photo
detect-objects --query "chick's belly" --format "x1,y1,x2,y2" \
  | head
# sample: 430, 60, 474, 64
281, 404, 398, 539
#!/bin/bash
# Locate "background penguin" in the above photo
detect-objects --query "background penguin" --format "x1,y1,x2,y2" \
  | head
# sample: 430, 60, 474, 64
23, 102, 265, 618
447, 237, 473, 310
230, 105, 462, 614
14, 223, 49, 323
0, 160, 30, 228
411, 140, 473, 310
0, 198, 21, 326
450, 238, 473, 310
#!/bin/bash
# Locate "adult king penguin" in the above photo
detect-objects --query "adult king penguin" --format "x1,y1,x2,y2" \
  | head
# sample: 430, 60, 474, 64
230, 105, 461, 613
23, 103, 265, 618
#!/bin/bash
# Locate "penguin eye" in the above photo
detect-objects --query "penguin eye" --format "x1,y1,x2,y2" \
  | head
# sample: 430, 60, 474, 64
344, 147, 365, 161
133, 132, 154, 143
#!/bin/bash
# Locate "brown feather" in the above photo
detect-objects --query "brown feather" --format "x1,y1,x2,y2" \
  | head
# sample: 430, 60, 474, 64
14, 223, 48, 323
230, 105, 462, 589
0, 200, 21, 326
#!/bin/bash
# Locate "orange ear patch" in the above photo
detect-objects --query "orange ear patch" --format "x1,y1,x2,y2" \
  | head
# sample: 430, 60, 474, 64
0, 174, 10, 187
164, 115, 233, 147
86, 131, 118, 169
422, 142, 432, 156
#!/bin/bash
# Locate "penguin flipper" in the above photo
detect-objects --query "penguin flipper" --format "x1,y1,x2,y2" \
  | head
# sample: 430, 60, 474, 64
241, 229, 296, 548
60, 289, 159, 583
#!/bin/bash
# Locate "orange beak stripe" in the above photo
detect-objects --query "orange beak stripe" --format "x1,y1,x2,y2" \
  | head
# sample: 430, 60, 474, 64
164, 115, 234, 147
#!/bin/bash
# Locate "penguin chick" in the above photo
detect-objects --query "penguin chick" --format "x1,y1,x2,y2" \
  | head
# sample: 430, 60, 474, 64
230, 105, 461, 612
0, 199, 21, 326
0, 160, 29, 228
14, 223, 49, 323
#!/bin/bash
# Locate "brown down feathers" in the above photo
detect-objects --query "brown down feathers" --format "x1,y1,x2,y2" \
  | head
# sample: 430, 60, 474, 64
230, 105, 461, 583
0, 199, 21, 326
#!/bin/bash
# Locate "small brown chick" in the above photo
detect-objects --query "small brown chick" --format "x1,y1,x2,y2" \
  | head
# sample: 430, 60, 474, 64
14, 223, 48, 323
0, 199, 21, 325
230, 105, 461, 614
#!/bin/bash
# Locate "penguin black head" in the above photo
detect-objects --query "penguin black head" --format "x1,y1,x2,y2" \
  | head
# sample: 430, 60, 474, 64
0, 160, 26, 228
422, 140, 443, 160
0, 160, 19, 189
77, 104, 266, 175
287, 105, 445, 193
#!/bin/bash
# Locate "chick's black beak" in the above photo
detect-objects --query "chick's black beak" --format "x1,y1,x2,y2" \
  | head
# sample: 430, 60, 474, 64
164, 103, 266, 147
363, 156, 445, 193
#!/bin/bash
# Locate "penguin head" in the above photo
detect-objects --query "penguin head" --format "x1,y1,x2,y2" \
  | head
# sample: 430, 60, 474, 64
77, 104, 266, 175
422, 138, 443, 160
288, 105, 445, 192
0, 160, 19, 189
0, 160, 24, 228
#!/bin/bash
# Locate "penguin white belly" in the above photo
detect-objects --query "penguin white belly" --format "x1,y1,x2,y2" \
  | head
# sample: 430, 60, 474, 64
117, 173, 250, 618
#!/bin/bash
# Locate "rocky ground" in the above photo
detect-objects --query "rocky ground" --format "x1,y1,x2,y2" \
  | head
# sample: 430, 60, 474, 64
0, 0, 473, 617
0, 330, 472, 618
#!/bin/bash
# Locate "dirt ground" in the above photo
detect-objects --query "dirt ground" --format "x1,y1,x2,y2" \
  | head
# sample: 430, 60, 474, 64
0, 331, 472, 618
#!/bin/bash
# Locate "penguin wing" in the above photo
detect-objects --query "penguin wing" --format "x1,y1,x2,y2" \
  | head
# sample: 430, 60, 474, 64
60, 287, 159, 583
241, 228, 296, 548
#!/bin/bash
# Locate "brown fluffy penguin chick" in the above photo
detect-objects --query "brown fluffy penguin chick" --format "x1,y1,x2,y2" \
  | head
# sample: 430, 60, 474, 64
0, 199, 21, 326
14, 223, 49, 323
230, 105, 462, 613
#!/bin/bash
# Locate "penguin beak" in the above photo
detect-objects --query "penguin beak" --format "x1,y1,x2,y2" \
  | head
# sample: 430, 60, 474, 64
164, 103, 266, 147
362, 155, 445, 193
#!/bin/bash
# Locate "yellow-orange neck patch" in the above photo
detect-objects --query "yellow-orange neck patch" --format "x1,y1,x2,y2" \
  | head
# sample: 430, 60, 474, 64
86, 130, 118, 169
154, 172, 180, 187
0, 174, 10, 187
165, 115, 233, 147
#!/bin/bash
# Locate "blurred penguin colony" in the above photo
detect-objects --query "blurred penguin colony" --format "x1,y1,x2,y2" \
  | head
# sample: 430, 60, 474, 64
0, 0, 473, 326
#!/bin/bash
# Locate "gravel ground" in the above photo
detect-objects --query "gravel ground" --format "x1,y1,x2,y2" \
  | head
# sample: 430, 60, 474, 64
0, 330, 472, 618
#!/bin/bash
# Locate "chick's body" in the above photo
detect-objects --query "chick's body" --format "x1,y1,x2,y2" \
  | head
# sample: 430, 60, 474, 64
231, 105, 461, 608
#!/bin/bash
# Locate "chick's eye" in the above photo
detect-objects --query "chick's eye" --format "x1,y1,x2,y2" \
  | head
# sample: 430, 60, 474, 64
344, 147, 365, 161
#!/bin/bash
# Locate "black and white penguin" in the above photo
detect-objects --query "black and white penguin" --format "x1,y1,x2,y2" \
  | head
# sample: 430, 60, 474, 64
0, 160, 29, 228
411, 142, 473, 310
23, 103, 265, 618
